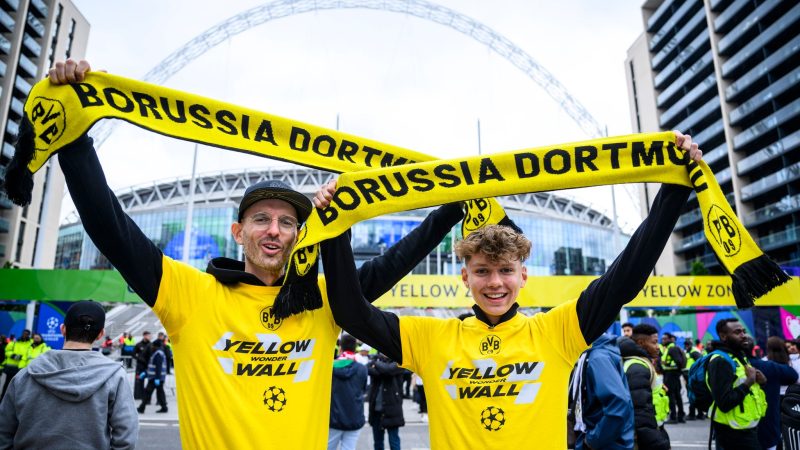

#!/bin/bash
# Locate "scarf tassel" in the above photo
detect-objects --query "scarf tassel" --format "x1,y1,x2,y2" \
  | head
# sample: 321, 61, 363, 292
2, 116, 36, 206
273, 269, 323, 320
498, 215, 523, 234
731, 254, 791, 309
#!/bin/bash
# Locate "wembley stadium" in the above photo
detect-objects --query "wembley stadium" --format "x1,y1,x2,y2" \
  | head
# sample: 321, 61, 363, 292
55, 165, 629, 277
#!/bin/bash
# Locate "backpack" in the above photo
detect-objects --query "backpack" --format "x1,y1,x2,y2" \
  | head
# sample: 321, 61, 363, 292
567, 350, 591, 449
687, 350, 735, 412
782, 384, 800, 449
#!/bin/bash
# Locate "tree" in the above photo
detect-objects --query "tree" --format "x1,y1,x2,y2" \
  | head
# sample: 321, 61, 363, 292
690, 259, 709, 276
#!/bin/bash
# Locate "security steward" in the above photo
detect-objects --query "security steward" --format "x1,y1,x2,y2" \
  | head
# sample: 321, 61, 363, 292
707, 318, 767, 449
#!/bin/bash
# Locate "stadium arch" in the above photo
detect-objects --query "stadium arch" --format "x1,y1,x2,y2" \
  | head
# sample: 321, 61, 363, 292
89, 0, 604, 147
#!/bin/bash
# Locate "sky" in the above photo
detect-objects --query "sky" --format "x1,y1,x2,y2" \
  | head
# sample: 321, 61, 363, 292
65, 0, 647, 230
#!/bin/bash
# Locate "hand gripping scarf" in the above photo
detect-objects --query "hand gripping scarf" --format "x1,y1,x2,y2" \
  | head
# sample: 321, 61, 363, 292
3, 73, 789, 317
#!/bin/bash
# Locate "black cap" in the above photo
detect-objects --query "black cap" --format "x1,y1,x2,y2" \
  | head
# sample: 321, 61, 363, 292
238, 180, 313, 224
64, 301, 105, 334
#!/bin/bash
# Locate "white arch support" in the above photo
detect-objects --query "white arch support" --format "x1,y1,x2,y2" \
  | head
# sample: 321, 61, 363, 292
89, 0, 605, 147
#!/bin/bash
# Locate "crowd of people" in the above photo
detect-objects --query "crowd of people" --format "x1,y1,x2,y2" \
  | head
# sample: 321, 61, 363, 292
570, 321, 800, 449
0, 331, 51, 400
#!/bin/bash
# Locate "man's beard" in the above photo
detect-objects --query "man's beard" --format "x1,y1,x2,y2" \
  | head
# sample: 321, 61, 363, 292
726, 339, 744, 352
244, 239, 292, 275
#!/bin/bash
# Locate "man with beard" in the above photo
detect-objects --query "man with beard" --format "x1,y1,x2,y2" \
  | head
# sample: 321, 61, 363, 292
621, 323, 634, 338
47, 59, 464, 450
708, 319, 767, 449
619, 324, 670, 450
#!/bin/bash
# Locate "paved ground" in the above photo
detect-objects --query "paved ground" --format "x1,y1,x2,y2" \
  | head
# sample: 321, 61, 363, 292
135, 373, 716, 449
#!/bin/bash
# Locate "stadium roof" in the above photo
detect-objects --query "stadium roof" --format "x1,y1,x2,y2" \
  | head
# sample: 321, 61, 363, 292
64, 165, 615, 229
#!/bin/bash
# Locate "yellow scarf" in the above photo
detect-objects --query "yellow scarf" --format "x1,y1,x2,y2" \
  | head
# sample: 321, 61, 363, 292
4, 73, 789, 314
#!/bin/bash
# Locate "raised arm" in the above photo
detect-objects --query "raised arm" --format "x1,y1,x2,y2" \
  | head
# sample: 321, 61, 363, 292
576, 132, 701, 342
53, 61, 162, 306
321, 231, 403, 363
358, 203, 462, 301
314, 180, 463, 301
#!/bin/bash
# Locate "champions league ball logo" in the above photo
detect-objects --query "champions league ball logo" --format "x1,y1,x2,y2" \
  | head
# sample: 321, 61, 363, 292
46, 317, 60, 332
263, 386, 287, 412
480, 406, 506, 431
40, 315, 63, 344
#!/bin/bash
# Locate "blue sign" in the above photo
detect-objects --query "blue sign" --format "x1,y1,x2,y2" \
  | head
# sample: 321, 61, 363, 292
36, 302, 65, 350
163, 230, 221, 261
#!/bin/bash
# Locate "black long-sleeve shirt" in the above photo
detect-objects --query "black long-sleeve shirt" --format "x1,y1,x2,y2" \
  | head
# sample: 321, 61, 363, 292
322, 183, 692, 363
57, 135, 464, 307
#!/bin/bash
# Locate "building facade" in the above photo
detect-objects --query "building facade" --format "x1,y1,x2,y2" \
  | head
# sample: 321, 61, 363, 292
55, 166, 629, 276
0, 0, 88, 268
626, 0, 799, 276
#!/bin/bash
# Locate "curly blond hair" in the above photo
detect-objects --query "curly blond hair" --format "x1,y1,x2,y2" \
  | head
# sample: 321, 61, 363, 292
454, 225, 531, 263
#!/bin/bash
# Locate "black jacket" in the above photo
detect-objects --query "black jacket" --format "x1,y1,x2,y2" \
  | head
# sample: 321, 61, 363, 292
618, 337, 670, 450
367, 357, 405, 429
133, 340, 151, 370
330, 359, 368, 431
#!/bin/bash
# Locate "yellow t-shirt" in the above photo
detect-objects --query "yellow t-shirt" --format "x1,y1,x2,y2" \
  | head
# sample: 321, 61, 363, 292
154, 256, 339, 450
400, 300, 588, 449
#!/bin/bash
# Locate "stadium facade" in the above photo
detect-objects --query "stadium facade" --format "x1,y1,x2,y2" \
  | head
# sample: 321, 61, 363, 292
0, 0, 88, 268
625, 0, 800, 276
55, 165, 629, 276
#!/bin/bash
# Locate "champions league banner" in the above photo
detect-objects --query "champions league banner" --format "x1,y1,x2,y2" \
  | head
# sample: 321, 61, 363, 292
36, 302, 68, 349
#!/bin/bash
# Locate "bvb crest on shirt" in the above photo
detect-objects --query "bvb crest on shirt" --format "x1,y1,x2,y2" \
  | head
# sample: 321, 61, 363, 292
479, 335, 501, 355
263, 386, 287, 412
260, 306, 283, 331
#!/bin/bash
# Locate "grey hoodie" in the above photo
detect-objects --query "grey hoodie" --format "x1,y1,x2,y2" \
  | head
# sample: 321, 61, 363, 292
0, 350, 138, 449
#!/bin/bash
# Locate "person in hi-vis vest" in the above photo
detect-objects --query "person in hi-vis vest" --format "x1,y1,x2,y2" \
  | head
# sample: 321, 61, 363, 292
707, 319, 767, 449
1, 330, 31, 400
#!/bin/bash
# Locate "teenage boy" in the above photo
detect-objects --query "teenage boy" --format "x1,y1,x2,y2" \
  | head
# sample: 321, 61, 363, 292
318, 132, 703, 449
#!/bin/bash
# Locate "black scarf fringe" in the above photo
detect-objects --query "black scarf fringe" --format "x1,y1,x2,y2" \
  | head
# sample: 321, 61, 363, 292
273, 261, 323, 320
731, 254, 791, 309
2, 116, 35, 206
498, 214, 523, 234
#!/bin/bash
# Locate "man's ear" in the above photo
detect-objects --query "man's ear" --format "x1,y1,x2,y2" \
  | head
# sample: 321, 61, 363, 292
231, 222, 243, 245
95, 328, 105, 342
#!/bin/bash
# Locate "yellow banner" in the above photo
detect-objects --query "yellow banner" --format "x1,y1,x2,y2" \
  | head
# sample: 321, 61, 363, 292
373, 275, 800, 308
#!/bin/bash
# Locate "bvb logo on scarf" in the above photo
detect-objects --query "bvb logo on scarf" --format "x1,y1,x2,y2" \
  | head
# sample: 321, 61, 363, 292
292, 228, 318, 277
707, 205, 741, 257
3, 72, 790, 316
463, 199, 493, 233
30, 97, 67, 149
